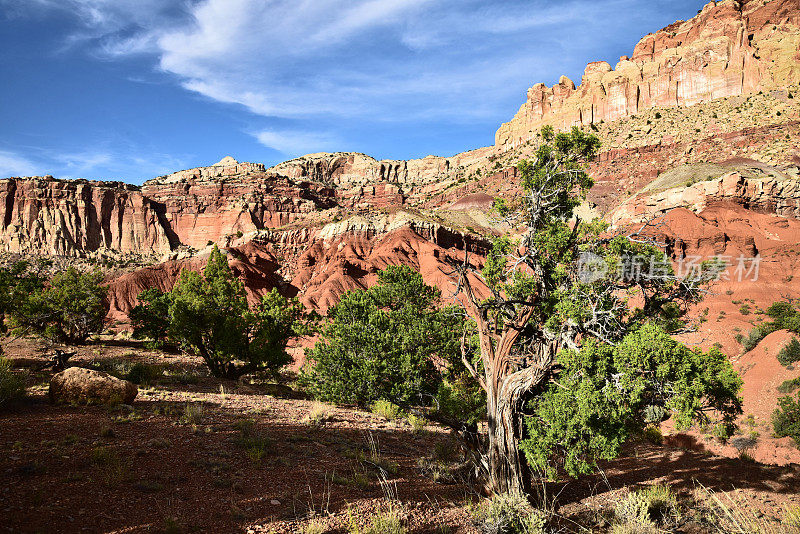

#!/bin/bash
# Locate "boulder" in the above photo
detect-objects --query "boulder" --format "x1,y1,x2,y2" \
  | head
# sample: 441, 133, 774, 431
49, 367, 138, 405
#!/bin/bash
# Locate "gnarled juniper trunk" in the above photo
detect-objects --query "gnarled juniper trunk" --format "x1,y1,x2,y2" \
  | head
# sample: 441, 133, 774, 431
484, 339, 556, 496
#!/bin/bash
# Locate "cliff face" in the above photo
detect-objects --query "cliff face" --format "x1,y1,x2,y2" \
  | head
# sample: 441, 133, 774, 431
495, 0, 800, 147
0, 177, 172, 257
142, 160, 338, 250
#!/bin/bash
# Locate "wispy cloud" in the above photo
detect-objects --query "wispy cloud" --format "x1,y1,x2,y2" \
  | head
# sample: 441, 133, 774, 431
0, 150, 42, 177
254, 129, 341, 157
7, 0, 645, 123
3, 0, 703, 165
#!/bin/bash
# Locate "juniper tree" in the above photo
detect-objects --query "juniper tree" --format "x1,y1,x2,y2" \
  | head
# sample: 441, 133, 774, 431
444, 127, 742, 495
164, 246, 312, 379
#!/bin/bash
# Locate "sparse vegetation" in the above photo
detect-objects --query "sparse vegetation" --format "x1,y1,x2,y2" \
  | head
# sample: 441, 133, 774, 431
371, 399, 403, 421
777, 338, 800, 367
772, 392, 800, 446
0, 356, 26, 408
13, 267, 108, 344
134, 246, 314, 379
473, 492, 547, 534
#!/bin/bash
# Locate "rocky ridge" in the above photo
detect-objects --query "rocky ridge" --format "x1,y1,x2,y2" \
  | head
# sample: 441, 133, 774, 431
495, 0, 800, 147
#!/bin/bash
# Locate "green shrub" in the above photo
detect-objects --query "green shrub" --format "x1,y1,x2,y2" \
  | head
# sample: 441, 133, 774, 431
777, 377, 800, 394
740, 324, 776, 352
302, 265, 466, 407
349, 507, 407, 534
14, 267, 108, 344
371, 400, 403, 421
642, 426, 663, 445
233, 419, 272, 462
614, 485, 678, 532
125, 362, 163, 385
406, 413, 427, 433
777, 338, 800, 367
711, 422, 735, 443
0, 356, 25, 408
304, 401, 334, 426
179, 402, 204, 425
473, 492, 547, 534
772, 392, 800, 446
784, 504, 800, 528
166, 246, 313, 379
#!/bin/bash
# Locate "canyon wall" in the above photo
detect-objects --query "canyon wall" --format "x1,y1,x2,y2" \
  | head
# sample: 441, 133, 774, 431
0, 177, 172, 257
495, 0, 800, 147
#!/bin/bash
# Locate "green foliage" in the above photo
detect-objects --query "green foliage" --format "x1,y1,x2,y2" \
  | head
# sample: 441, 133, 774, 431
613, 485, 678, 533
146, 246, 311, 379
371, 399, 403, 421
302, 265, 470, 408
0, 356, 25, 408
740, 301, 800, 353
772, 392, 800, 446
14, 267, 107, 344
777, 377, 800, 394
0, 260, 45, 334
521, 323, 742, 478
777, 338, 800, 367
129, 288, 171, 347
473, 492, 547, 534
349, 508, 407, 534
739, 323, 776, 352
125, 362, 163, 385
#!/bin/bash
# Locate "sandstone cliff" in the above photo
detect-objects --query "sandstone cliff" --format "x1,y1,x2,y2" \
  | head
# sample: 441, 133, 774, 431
496, 0, 800, 147
0, 177, 172, 257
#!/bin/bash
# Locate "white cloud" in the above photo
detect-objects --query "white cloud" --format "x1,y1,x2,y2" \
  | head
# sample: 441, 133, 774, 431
4, 0, 673, 160
0, 150, 42, 178
254, 130, 341, 157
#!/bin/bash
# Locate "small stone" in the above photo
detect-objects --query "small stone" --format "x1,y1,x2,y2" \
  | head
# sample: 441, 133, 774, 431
270, 499, 280, 506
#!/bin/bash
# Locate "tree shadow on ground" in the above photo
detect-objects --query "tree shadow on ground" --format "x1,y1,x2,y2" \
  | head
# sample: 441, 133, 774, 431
556, 437, 800, 507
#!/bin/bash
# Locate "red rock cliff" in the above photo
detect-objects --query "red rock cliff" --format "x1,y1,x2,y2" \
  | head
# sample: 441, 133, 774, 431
496, 0, 800, 147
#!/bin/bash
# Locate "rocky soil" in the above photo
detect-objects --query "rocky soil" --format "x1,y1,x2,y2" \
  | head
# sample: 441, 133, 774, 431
1, 339, 798, 533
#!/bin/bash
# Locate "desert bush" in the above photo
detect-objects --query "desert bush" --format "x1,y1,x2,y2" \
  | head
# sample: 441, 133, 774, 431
348, 507, 407, 534
783, 504, 800, 529
233, 419, 272, 462
473, 492, 547, 534
772, 392, 800, 446
302, 265, 467, 408
406, 413, 427, 433
777, 377, 800, 394
371, 399, 403, 421
614, 485, 678, 532
777, 338, 800, 367
0, 356, 26, 408
303, 519, 327, 534
304, 401, 334, 426
179, 402, 204, 425
739, 324, 776, 352
125, 362, 163, 385
729, 435, 758, 454
711, 422, 736, 443
14, 267, 108, 344
641, 426, 663, 445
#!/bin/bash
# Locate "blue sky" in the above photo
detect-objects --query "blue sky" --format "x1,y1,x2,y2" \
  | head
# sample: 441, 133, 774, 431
0, 0, 705, 185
